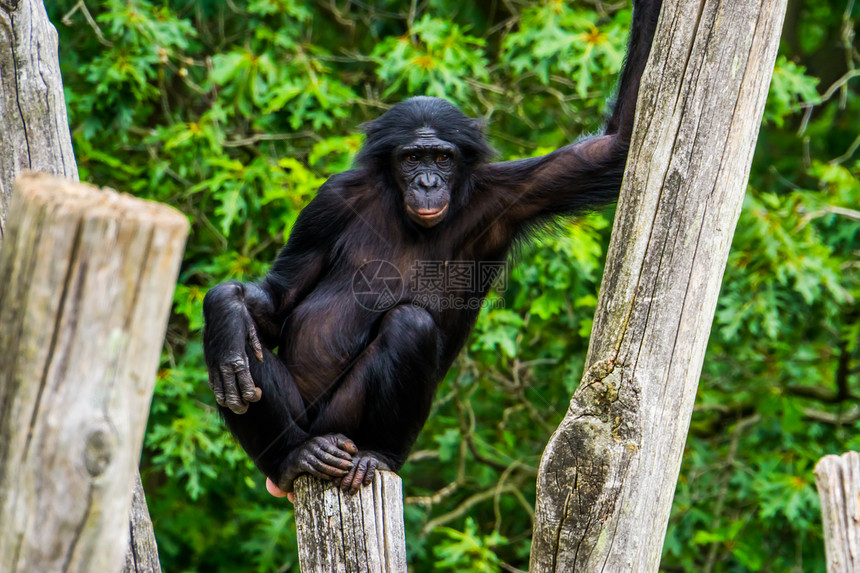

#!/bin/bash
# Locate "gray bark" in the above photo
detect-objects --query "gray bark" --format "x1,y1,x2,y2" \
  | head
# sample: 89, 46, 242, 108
123, 474, 163, 573
0, 174, 187, 572
530, 0, 787, 570
0, 0, 78, 238
1, 2, 165, 569
815, 452, 860, 573
294, 471, 408, 572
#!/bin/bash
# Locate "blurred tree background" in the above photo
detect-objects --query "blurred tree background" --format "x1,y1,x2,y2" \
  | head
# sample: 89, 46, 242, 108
46, 0, 858, 570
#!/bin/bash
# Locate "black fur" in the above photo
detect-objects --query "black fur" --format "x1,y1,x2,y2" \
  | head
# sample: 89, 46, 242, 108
203, 0, 662, 493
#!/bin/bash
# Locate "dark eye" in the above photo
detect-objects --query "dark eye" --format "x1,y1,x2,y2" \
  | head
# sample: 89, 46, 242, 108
405, 154, 419, 164
436, 153, 450, 163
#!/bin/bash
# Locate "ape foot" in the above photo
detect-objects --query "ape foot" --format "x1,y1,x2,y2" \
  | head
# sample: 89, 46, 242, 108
277, 433, 358, 492
334, 451, 391, 494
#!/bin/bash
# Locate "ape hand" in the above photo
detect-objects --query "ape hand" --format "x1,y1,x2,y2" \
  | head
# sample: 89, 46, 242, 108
277, 434, 358, 492
203, 281, 265, 414
334, 451, 391, 494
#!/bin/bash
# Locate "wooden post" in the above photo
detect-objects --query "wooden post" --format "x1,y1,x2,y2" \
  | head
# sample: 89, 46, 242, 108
814, 452, 860, 573
2, 1, 166, 568
0, 174, 188, 572
530, 0, 787, 570
294, 471, 408, 572
0, 0, 78, 237
123, 474, 163, 573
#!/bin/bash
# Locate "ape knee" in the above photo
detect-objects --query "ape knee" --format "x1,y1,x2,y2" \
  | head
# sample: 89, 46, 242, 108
383, 305, 437, 343
203, 280, 244, 313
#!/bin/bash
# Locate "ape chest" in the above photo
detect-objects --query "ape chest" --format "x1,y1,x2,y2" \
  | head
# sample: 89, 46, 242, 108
348, 251, 488, 307
405, 259, 487, 296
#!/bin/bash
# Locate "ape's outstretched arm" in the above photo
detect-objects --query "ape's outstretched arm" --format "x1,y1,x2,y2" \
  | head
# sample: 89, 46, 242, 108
605, 0, 663, 142
476, 0, 662, 229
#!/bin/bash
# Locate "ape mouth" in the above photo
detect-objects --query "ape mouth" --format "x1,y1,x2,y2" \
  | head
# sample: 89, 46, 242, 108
406, 204, 449, 227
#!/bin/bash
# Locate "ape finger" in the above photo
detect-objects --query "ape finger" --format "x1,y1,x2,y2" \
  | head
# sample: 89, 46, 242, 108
226, 397, 249, 414
208, 370, 227, 407
236, 359, 261, 403
304, 458, 350, 479
341, 457, 370, 493
362, 458, 378, 487
310, 448, 354, 471
329, 434, 358, 455
317, 438, 355, 461
220, 365, 249, 414
339, 464, 358, 491
245, 317, 264, 362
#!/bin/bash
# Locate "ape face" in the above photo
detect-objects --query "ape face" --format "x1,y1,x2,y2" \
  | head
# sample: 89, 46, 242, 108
356, 97, 494, 230
394, 128, 458, 228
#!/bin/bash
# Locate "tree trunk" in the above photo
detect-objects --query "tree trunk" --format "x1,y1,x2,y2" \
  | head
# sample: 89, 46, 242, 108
0, 0, 78, 237
1, 2, 165, 569
815, 452, 860, 573
123, 474, 164, 573
530, 0, 787, 570
294, 471, 408, 572
0, 174, 187, 572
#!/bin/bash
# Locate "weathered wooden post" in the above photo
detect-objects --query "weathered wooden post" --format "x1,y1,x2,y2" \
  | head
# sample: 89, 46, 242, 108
0, 174, 188, 572
530, 0, 787, 570
0, 0, 78, 236
124, 474, 164, 573
815, 452, 860, 573
2, 1, 168, 569
294, 472, 407, 572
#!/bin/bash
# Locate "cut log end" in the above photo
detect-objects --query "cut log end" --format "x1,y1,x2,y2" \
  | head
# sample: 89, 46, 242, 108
294, 471, 408, 573
0, 173, 187, 572
13, 172, 189, 231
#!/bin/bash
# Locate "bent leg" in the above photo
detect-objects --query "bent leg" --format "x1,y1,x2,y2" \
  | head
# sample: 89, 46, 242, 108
311, 305, 442, 491
221, 345, 357, 490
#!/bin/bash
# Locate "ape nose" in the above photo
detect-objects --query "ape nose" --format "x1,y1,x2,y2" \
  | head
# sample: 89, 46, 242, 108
415, 172, 439, 194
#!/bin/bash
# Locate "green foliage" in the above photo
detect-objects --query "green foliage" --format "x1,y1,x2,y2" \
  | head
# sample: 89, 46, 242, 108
373, 15, 489, 103
765, 56, 820, 126
433, 518, 507, 572
503, 3, 629, 97
49, 0, 859, 571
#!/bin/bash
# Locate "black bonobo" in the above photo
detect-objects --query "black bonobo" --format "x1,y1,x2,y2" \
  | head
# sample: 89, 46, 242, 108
203, 0, 662, 495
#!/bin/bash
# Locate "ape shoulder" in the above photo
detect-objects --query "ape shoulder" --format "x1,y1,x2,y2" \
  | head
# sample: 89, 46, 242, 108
285, 172, 362, 238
